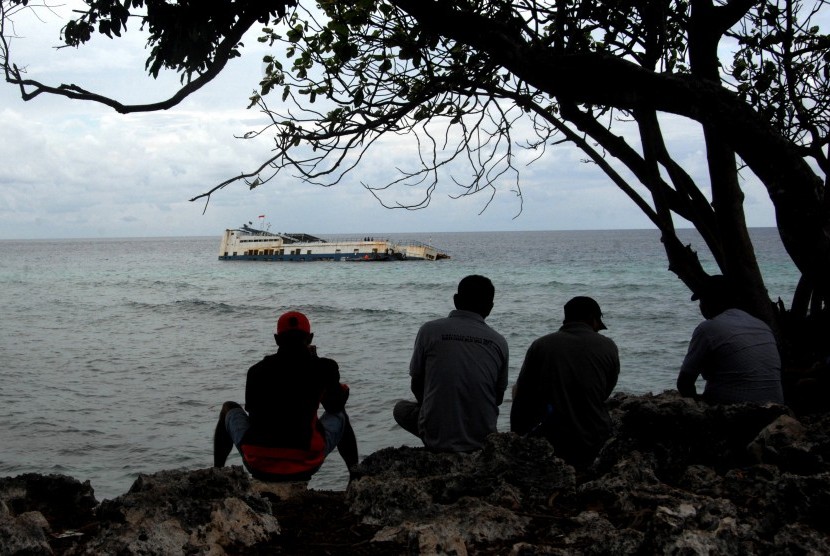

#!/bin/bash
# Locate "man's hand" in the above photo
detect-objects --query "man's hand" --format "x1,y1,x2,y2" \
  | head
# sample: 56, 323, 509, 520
676, 372, 699, 399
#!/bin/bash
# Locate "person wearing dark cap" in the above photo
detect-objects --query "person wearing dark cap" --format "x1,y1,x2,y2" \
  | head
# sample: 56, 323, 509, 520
393, 275, 509, 452
511, 296, 620, 469
213, 311, 359, 482
677, 275, 784, 404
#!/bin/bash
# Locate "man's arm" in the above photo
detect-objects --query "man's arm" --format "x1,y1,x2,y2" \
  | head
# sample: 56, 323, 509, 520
244, 361, 265, 412
495, 340, 509, 405
319, 358, 348, 412
410, 372, 425, 404
605, 341, 621, 399
510, 343, 543, 434
409, 327, 427, 403
677, 324, 706, 399
676, 370, 699, 399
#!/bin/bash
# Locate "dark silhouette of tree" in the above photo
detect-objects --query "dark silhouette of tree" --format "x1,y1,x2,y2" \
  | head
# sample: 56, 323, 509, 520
3, 0, 828, 374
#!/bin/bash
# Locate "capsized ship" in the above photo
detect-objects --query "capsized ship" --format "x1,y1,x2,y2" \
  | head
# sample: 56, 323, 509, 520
219, 224, 450, 261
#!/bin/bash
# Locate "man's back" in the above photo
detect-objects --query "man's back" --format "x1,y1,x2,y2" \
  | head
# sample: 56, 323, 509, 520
245, 348, 343, 449
512, 321, 619, 466
411, 309, 509, 451
681, 308, 783, 404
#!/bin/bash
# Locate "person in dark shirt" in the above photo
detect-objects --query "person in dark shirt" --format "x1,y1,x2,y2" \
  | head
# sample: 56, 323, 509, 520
677, 275, 784, 405
511, 296, 619, 469
213, 311, 358, 481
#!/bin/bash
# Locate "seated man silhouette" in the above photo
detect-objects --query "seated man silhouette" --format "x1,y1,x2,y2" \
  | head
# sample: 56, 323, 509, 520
214, 311, 358, 481
393, 275, 509, 452
677, 275, 784, 405
511, 296, 619, 469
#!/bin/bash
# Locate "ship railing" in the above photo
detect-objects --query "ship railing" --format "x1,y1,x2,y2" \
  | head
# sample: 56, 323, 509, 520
391, 239, 445, 250
316, 237, 392, 243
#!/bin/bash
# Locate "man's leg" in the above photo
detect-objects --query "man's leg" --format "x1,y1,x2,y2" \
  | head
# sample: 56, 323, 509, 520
318, 411, 358, 471
393, 400, 421, 438
213, 401, 243, 467
338, 414, 358, 470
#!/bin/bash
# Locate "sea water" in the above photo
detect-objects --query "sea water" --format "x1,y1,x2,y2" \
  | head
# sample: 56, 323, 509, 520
0, 229, 798, 500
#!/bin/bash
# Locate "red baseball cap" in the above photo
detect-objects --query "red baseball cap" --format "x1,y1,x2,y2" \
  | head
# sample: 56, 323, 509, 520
275, 311, 311, 335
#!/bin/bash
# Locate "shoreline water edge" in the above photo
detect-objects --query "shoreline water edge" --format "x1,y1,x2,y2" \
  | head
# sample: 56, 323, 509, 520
3, 391, 830, 554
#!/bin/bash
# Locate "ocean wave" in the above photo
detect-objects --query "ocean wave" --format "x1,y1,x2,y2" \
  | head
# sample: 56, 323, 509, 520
174, 299, 237, 314
124, 299, 241, 316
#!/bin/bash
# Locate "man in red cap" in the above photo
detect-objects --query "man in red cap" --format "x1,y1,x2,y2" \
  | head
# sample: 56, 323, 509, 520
213, 311, 358, 482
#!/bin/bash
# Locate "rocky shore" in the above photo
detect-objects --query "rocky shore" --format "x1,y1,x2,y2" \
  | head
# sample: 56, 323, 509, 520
3, 391, 830, 555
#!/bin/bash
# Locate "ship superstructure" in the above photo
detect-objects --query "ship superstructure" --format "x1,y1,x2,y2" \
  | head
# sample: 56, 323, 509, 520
218, 225, 449, 262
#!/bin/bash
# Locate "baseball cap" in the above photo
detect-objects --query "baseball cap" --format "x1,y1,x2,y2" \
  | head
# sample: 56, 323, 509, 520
690, 275, 732, 301
275, 311, 311, 335
563, 296, 607, 330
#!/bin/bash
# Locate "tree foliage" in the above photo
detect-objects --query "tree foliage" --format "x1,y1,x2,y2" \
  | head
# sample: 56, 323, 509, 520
2, 0, 829, 366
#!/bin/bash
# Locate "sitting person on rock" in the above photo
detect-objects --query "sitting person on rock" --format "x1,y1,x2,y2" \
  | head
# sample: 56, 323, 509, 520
214, 311, 358, 481
393, 275, 509, 452
510, 296, 620, 469
676, 275, 784, 405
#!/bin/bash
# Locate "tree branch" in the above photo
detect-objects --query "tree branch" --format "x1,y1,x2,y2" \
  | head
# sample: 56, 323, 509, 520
3, 4, 266, 113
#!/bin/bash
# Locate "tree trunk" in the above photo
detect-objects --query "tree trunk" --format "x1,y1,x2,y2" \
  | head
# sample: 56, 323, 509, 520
688, 0, 774, 324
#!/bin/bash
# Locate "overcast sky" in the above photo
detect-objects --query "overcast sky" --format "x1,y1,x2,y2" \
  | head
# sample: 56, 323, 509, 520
0, 2, 779, 240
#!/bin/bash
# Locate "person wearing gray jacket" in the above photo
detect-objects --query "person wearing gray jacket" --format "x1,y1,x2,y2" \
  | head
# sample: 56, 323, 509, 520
394, 275, 509, 452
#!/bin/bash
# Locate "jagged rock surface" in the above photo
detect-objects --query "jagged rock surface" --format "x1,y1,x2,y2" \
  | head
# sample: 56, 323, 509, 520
3, 391, 830, 555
